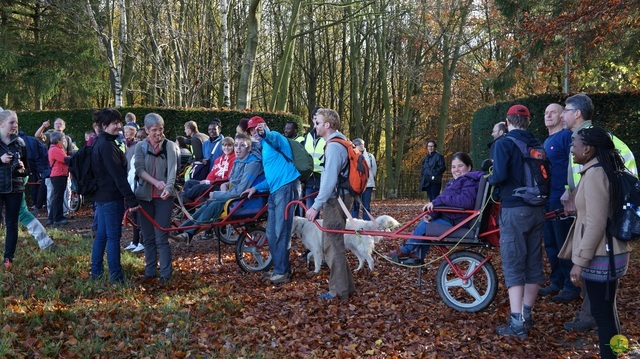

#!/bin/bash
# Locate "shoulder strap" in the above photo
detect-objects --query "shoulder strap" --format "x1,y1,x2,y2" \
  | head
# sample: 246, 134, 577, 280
272, 138, 293, 163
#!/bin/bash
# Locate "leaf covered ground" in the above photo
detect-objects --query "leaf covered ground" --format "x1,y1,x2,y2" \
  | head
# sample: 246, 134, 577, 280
1, 199, 639, 358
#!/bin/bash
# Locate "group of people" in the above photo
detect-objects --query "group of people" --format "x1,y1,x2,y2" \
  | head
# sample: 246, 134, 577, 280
1, 95, 631, 355
389, 94, 632, 358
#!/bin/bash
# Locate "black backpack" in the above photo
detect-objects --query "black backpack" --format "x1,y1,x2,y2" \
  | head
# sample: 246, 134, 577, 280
506, 136, 551, 206
609, 169, 640, 241
68, 145, 97, 196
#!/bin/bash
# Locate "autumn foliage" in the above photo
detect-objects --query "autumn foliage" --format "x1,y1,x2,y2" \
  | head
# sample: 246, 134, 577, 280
1, 200, 639, 357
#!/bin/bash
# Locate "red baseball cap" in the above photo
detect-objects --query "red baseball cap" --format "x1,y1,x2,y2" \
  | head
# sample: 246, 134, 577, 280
507, 105, 530, 117
246, 116, 266, 131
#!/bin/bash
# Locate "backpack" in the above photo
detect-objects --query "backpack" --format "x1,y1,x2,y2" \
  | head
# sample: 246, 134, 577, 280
608, 169, 640, 241
506, 136, 550, 206
328, 138, 369, 196
273, 137, 314, 181
68, 145, 97, 196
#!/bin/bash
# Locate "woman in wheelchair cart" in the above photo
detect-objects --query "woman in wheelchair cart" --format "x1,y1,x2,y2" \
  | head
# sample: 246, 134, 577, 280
181, 136, 236, 203
387, 152, 483, 263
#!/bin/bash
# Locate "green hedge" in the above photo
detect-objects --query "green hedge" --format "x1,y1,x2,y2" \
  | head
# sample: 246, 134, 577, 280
471, 92, 640, 167
15, 108, 304, 146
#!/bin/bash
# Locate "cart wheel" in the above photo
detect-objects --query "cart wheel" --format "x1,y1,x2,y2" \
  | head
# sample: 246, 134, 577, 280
215, 224, 239, 245
69, 191, 83, 212
235, 226, 272, 273
435, 250, 498, 312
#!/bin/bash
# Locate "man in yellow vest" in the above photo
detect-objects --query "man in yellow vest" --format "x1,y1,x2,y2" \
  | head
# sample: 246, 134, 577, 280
560, 93, 637, 332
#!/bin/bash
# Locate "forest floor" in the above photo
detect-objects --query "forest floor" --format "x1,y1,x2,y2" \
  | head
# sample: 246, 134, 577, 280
1, 198, 639, 358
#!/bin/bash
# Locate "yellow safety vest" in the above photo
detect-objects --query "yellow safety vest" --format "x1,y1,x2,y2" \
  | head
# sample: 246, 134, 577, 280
303, 132, 325, 174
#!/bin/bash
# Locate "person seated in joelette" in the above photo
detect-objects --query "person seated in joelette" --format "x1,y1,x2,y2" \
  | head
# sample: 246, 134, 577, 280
387, 152, 483, 262
171, 134, 263, 244
181, 136, 236, 203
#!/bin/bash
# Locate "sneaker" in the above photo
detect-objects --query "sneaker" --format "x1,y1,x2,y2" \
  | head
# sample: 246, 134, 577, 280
496, 320, 527, 339
564, 318, 597, 332
317, 292, 336, 300
131, 243, 145, 253
552, 291, 580, 303
3, 258, 13, 270
538, 285, 560, 297
54, 219, 69, 226
269, 272, 292, 284
124, 242, 137, 251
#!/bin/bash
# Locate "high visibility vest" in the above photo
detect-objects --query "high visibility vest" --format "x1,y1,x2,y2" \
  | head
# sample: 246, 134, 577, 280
303, 132, 325, 174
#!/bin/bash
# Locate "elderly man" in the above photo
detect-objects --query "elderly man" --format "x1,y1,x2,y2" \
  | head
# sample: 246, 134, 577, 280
538, 103, 579, 303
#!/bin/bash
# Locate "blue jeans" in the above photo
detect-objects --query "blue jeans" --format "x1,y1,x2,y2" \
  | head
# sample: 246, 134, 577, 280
91, 200, 125, 283
544, 200, 579, 294
304, 186, 318, 212
2, 192, 23, 261
351, 187, 373, 220
267, 180, 299, 276
400, 218, 452, 259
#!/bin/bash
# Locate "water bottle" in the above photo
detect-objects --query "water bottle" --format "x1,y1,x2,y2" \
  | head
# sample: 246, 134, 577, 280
619, 203, 635, 240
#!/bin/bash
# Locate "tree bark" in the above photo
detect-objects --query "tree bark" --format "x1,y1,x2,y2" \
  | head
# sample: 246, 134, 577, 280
236, 0, 262, 110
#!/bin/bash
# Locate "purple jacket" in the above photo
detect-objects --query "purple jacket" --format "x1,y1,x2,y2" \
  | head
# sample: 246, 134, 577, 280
432, 171, 483, 222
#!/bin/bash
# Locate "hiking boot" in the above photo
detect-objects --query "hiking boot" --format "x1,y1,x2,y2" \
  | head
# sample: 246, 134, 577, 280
4, 258, 13, 270
496, 320, 527, 339
564, 318, 596, 332
552, 291, 580, 303
387, 249, 410, 263
538, 285, 560, 297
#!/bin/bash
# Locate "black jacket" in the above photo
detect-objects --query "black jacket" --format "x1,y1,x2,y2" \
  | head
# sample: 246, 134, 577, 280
420, 151, 446, 189
92, 131, 138, 208
488, 129, 542, 207
0, 135, 29, 194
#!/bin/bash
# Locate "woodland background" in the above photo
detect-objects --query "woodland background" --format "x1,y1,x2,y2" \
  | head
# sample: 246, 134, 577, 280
1, 0, 639, 197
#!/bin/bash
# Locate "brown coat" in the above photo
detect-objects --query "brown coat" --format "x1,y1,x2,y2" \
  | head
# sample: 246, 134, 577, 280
559, 158, 632, 267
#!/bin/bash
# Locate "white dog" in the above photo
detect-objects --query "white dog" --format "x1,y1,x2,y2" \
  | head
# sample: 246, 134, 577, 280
292, 215, 400, 272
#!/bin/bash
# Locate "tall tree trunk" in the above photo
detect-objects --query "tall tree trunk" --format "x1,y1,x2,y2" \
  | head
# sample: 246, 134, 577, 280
236, 0, 262, 110
220, 0, 231, 108
348, 6, 363, 138
270, 0, 302, 111
85, 0, 126, 107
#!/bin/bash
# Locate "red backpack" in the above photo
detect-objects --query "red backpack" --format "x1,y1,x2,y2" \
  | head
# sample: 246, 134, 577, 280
328, 138, 369, 195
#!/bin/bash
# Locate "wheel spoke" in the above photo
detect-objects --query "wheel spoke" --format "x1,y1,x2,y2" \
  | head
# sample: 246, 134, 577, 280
463, 281, 483, 302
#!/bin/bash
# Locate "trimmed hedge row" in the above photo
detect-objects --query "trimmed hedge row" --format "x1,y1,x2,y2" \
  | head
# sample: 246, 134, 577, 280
15, 107, 304, 146
471, 92, 640, 167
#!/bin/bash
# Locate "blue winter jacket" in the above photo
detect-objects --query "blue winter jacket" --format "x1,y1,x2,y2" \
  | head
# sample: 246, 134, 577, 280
253, 128, 299, 193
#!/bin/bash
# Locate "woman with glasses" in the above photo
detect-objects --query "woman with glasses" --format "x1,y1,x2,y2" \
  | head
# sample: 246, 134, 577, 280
134, 113, 179, 286
558, 126, 632, 359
